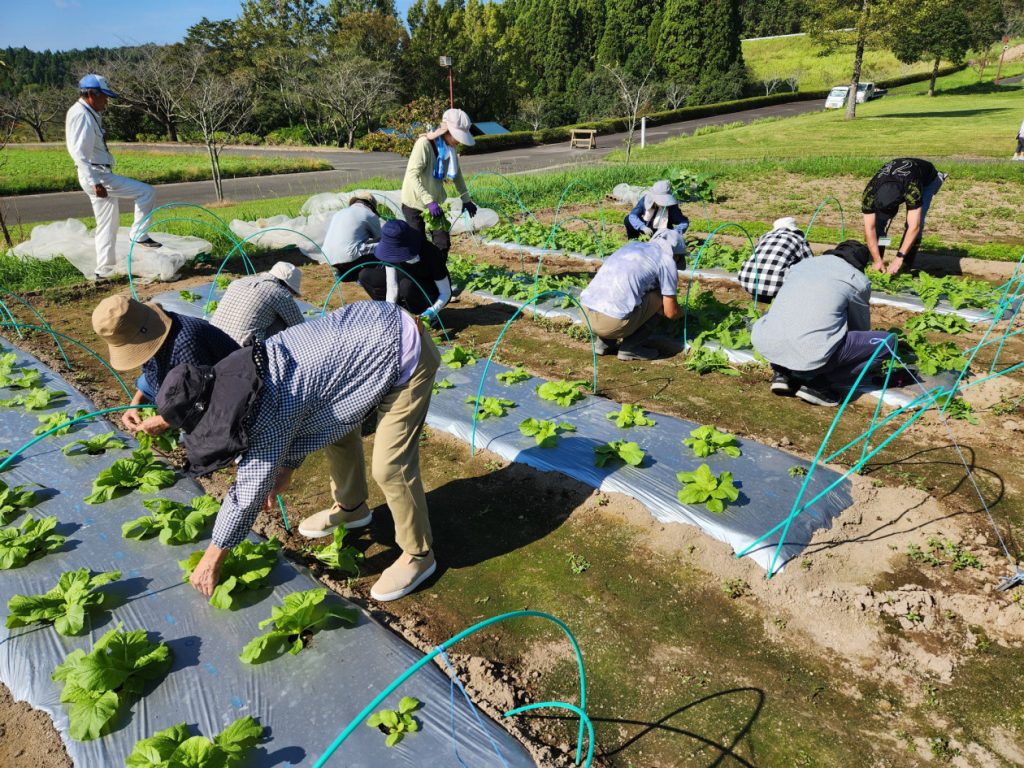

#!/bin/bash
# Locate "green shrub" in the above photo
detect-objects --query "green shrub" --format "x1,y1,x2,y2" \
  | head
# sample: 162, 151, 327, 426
356, 132, 415, 154
265, 126, 313, 146
234, 132, 263, 146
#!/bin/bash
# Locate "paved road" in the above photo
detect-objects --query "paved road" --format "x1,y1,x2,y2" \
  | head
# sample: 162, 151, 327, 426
2, 97, 821, 225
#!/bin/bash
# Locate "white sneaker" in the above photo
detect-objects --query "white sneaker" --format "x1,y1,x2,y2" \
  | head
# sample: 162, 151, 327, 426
298, 502, 372, 538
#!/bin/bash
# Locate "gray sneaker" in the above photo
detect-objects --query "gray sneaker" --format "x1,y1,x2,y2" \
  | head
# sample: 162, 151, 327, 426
617, 344, 659, 361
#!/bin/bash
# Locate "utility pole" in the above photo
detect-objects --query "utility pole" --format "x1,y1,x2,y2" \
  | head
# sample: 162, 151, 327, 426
439, 56, 454, 109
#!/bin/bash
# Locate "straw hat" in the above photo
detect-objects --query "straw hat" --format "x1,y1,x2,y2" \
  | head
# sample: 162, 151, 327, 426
268, 262, 302, 296
91, 295, 172, 371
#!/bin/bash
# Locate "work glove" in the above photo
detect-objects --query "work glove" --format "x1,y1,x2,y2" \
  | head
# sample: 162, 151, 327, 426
463, 201, 478, 218
641, 226, 654, 237
420, 307, 440, 327
426, 202, 443, 219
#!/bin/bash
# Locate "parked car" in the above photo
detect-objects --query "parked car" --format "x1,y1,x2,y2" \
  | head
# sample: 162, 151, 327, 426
824, 82, 876, 109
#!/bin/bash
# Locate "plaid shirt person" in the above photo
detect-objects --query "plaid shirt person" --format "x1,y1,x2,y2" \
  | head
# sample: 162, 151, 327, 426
211, 274, 305, 346
738, 227, 814, 300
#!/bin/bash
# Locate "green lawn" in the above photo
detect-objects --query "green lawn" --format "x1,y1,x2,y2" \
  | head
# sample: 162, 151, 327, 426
0, 148, 332, 196
742, 34, 1022, 92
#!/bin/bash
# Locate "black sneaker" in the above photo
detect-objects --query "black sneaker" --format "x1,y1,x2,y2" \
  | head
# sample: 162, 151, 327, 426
594, 337, 618, 356
770, 372, 794, 396
135, 237, 161, 248
795, 382, 839, 407
617, 344, 659, 361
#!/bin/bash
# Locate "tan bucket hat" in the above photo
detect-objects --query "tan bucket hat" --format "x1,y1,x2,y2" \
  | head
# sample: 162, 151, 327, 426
268, 262, 302, 296
91, 295, 172, 371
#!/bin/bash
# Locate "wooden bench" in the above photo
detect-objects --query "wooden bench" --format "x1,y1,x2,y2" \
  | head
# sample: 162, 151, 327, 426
569, 129, 597, 149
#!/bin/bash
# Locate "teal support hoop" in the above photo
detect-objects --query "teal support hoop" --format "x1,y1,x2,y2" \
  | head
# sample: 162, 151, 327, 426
0, 405, 138, 472
805, 196, 846, 243
313, 610, 589, 767
0, 289, 72, 369
469, 290, 597, 456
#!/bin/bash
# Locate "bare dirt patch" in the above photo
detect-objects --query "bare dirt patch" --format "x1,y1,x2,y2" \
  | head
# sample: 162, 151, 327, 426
0, 682, 71, 768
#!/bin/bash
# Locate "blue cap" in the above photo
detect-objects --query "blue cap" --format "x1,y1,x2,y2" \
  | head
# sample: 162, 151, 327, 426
78, 74, 118, 98
376, 220, 423, 264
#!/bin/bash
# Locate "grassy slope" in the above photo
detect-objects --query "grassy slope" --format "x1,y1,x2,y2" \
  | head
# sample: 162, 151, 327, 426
0, 148, 332, 196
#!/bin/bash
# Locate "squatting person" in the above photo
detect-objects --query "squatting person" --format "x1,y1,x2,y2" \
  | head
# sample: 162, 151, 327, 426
92, 295, 238, 433
862, 157, 945, 275
624, 180, 689, 240
751, 240, 894, 407
65, 74, 160, 281
737, 216, 814, 303
579, 229, 687, 361
156, 300, 440, 602
321, 192, 383, 279
211, 262, 305, 346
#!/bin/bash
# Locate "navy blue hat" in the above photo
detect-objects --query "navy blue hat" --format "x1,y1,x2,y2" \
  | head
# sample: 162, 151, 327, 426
376, 220, 422, 264
79, 74, 118, 98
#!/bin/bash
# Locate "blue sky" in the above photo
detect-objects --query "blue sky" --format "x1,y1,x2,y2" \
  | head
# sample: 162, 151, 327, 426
0, 0, 416, 52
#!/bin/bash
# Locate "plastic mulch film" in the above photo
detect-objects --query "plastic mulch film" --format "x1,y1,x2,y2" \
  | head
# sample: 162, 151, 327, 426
0, 342, 535, 767
426, 355, 853, 574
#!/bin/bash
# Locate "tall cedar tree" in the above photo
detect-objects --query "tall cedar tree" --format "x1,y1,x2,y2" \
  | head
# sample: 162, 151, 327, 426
658, 0, 746, 104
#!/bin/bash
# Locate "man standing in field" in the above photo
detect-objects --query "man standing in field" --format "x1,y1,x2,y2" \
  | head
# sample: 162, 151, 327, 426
861, 158, 945, 276
65, 74, 160, 281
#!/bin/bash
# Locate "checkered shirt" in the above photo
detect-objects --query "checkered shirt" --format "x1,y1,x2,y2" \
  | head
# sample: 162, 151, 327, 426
211, 301, 403, 549
211, 275, 305, 346
142, 311, 239, 393
738, 228, 814, 299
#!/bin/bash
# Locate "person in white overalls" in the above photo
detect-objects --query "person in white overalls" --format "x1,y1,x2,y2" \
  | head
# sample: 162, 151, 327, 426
65, 74, 159, 281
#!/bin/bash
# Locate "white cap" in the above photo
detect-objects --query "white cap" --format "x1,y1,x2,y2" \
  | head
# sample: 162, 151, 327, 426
442, 108, 475, 146
651, 229, 687, 256
268, 262, 302, 296
773, 217, 799, 231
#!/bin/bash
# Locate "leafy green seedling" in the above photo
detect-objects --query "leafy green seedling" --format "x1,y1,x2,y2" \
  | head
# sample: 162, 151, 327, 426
441, 345, 477, 368
6, 568, 121, 636
0, 515, 64, 569
123, 494, 220, 545
0, 387, 68, 410
465, 395, 515, 419
568, 553, 590, 574
135, 418, 181, 453
33, 409, 89, 436
309, 526, 363, 574
178, 290, 202, 303
496, 367, 532, 385
204, 300, 219, 315
0, 367, 42, 390
594, 440, 645, 468
788, 465, 809, 478
536, 379, 588, 407
214, 275, 232, 289
519, 417, 575, 448
52, 623, 172, 741
944, 397, 979, 425
685, 346, 739, 376
676, 464, 739, 513
366, 697, 421, 747
84, 445, 175, 504
125, 716, 263, 768
684, 425, 741, 458
607, 403, 656, 428
0, 478, 40, 525
180, 537, 282, 609
62, 431, 128, 456
0, 351, 17, 375
431, 378, 454, 394
240, 587, 357, 664
905, 312, 969, 335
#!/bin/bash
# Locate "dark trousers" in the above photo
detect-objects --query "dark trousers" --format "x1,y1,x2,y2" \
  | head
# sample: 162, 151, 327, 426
773, 331, 894, 387
402, 204, 450, 263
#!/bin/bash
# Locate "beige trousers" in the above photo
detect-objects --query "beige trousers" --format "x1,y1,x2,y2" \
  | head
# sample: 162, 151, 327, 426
582, 290, 663, 341
324, 326, 440, 555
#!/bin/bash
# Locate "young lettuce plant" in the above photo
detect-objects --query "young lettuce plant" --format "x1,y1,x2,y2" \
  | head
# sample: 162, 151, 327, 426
593, 440, 645, 468
51, 623, 172, 741
33, 409, 89, 436
519, 417, 575, 448
0, 515, 64, 569
607, 404, 656, 428
441, 345, 478, 368
0, 367, 42, 390
84, 445, 176, 504
676, 464, 739, 513
180, 537, 282, 610
177, 290, 202, 303
465, 395, 515, 419
0, 386, 68, 410
6, 568, 121, 636
125, 716, 263, 768
496, 366, 532, 385
0, 478, 41, 525
62, 431, 128, 457
239, 588, 357, 664
366, 697, 422, 747
684, 425, 741, 458
431, 378, 454, 395
309, 526, 363, 574
123, 494, 220, 545
536, 379, 588, 407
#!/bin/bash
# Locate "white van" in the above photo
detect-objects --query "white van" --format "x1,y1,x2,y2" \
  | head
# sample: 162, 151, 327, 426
824, 82, 876, 109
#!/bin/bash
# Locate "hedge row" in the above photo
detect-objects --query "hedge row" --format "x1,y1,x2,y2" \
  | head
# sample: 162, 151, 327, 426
461, 63, 968, 155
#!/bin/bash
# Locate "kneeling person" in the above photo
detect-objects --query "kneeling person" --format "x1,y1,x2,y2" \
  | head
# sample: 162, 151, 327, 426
579, 230, 686, 361
158, 301, 440, 602
751, 240, 893, 407
738, 217, 813, 302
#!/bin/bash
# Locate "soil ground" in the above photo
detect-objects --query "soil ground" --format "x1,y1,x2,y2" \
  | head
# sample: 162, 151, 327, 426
3, 229, 1024, 766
